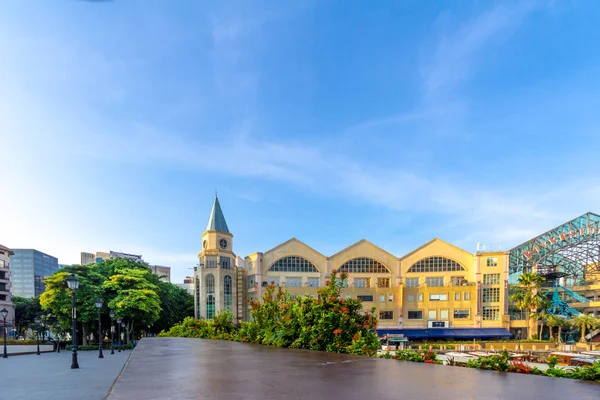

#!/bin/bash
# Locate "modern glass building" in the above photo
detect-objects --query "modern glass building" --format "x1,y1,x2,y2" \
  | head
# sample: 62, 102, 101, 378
10, 249, 59, 298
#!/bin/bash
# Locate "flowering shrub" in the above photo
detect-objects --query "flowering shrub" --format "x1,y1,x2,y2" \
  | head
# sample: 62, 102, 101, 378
161, 270, 380, 356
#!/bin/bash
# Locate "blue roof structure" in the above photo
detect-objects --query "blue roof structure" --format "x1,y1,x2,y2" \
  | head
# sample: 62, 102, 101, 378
206, 196, 230, 233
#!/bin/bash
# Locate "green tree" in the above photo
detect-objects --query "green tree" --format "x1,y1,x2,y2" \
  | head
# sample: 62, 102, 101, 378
151, 282, 194, 334
13, 296, 42, 338
571, 313, 600, 343
509, 272, 546, 340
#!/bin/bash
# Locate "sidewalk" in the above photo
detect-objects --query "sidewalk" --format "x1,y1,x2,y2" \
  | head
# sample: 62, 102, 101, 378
2, 348, 131, 400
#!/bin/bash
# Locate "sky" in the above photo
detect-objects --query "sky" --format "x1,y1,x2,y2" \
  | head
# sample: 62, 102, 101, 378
1, 0, 599, 284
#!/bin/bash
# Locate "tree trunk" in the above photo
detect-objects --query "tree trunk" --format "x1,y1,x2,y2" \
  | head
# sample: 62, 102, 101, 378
82, 323, 88, 346
539, 321, 545, 340
527, 309, 534, 340
558, 326, 562, 342
549, 326, 554, 340
580, 326, 586, 343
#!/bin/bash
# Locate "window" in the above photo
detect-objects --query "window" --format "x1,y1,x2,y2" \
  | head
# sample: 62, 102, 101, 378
379, 311, 394, 320
388, 294, 393, 302
407, 311, 423, 319
483, 306, 500, 321
286, 277, 302, 287
429, 294, 448, 301
440, 309, 449, 320
268, 277, 280, 287
269, 256, 319, 272
464, 292, 470, 301
380, 295, 385, 302
206, 274, 215, 319
377, 278, 390, 288
482, 287, 500, 303
407, 257, 465, 273
247, 261, 253, 270
338, 257, 390, 274
0, 272, 5, 280
454, 309, 470, 319
426, 277, 444, 287
307, 277, 320, 287
454, 293, 460, 301
224, 275, 232, 312
357, 295, 374, 302
0, 260, 4, 268
206, 256, 217, 269
487, 257, 498, 267
483, 273, 501, 285
405, 278, 419, 287
0, 283, 6, 291
428, 310, 436, 319
220, 256, 231, 269
247, 275, 255, 289
418, 293, 423, 302
354, 278, 370, 288
408, 295, 415, 302
451, 276, 466, 286
341, 277, 349, 288
0, 295, 6, 301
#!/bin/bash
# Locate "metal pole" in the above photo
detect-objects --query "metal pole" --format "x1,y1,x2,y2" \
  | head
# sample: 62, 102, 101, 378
71, 291, 79, 369
97, 308, 104, 358
36, 325, 40, 355
2, 316, 7, 358
117, 323, 121, 353
110, 317, 114, 355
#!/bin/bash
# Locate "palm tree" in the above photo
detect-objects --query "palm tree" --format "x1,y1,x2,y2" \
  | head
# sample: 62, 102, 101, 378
546, 314, 566, 341
509, 272, 546, 340
555, 316, 568, 342
571, 313, 600, 343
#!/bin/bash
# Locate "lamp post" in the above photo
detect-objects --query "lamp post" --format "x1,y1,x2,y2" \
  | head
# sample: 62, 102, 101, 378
55, 323, 61, 353
1, 308, 8, 358
116, 318, 122, 352
109, 311, 115, 355
34, 317, 41, 355
94, 298, 104, 359
121, 321, 126, 350
66, 274, 80, 369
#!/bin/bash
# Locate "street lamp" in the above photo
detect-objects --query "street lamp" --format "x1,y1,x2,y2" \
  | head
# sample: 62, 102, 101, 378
34, 317, 41, 355
116, 318, 122, 352
55, 322, 61, 353
109, 310, 115, 355
1, 307, 8, 358
66, 274, 80, 369
121, 321, 126, 350
94, 298, 104, 359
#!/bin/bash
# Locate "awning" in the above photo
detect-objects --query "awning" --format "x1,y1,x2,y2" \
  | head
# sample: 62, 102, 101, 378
376, 328, 513, 340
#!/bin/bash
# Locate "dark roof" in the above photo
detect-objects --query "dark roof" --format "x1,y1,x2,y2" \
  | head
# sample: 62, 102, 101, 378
0, 244, 14, 255
206, 196, 230, 233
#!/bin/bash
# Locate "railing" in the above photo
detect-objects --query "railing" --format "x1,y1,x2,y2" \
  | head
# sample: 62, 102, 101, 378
509, 310, 528, 320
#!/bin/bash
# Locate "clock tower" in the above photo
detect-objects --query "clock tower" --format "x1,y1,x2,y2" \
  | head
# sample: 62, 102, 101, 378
194, 195, 238, 320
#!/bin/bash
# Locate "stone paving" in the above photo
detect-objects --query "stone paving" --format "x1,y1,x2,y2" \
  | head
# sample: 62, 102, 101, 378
108, 337, 600, 400
2, 347, 131, 400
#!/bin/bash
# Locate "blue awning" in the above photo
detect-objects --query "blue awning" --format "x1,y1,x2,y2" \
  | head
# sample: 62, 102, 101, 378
376, 328, 513, 340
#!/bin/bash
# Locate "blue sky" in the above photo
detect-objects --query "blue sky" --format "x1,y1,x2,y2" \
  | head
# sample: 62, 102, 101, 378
2, 0, 600, 283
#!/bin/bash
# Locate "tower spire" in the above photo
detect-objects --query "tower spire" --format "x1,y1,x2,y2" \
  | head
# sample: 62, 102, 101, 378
206, 196, 230, 233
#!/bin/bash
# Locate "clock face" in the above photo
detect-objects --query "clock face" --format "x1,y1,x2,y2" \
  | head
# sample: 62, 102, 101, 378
219, 239, 228, 249
203, 240, 207, 249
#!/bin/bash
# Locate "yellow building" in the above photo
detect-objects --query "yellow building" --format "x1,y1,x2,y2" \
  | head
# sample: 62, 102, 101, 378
194, 198, 600, 340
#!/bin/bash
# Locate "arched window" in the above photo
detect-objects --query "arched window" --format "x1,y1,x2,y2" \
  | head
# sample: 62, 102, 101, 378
338, 257, 390, 274
407, 257, 465, 273
268, 256, 319, 272
224, 275, 232, 313
205, 274, 215, 319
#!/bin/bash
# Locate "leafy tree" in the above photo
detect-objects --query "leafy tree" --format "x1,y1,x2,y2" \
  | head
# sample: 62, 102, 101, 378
13, 296, 42, 338
571, 313, 600, 343
509, 272, 546, 339
151, 282, 194, 334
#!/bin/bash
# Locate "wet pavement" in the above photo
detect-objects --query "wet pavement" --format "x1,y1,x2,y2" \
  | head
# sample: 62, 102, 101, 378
2, 348, 130, 400
107, 337, 600, 400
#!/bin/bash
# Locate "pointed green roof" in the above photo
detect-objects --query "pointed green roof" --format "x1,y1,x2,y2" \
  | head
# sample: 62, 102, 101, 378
206, 196, 230, 233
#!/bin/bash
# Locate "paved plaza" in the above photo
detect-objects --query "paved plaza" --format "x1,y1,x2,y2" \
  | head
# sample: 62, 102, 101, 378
107, 338, 599, 400
2, 347, 131, 400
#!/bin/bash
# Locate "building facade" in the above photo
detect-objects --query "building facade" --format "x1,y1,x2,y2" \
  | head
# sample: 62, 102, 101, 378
149, 265, 171, 283
194, 198, 600, 339
10, 249, 59, 298
0, 244, 15, 332
81, 250, 170, 281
